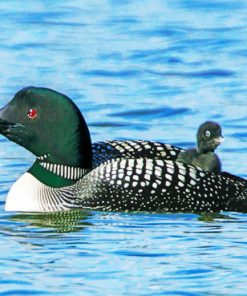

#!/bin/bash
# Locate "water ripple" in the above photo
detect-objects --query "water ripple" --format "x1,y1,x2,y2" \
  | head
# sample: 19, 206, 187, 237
110, 106, 190, 118
147, 69, 235, 78
90, 121, 148, 130
82, 69, 142, 78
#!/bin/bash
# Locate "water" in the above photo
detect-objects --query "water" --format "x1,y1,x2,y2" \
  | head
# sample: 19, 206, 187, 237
0, 0, 247, 295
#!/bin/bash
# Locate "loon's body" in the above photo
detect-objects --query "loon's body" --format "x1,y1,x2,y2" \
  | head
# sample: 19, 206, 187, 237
5, 158, 246, 213
0, 87, 246, 213
177, 121, 224, 174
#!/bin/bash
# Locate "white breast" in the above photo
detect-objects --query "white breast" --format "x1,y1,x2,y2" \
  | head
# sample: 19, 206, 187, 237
4, 173, 77, 212
5, 173, 44, 212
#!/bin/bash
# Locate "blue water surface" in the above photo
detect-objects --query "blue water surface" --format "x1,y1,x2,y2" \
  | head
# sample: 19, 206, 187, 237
0, 0, 247, 295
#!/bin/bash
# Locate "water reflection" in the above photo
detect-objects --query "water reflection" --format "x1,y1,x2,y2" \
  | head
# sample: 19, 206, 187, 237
198, 212, 236, 222
6, 210, 93, 233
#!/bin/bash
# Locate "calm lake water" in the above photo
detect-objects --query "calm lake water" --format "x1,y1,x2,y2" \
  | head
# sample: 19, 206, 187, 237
0, 1, 247, 295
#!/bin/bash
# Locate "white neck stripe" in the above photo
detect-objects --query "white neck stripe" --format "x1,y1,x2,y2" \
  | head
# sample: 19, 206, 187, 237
39, 162, 90, 180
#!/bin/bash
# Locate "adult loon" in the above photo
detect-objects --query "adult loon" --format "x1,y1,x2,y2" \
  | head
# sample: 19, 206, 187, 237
0, 87, 246, 213
177, 121, 224, 174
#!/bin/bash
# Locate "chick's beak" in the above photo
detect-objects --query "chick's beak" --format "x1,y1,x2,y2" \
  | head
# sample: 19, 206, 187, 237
214, 136, 225, 144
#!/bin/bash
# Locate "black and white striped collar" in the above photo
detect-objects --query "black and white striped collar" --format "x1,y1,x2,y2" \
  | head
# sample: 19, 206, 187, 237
37, 154, 91, 180
39, 162, 90, 180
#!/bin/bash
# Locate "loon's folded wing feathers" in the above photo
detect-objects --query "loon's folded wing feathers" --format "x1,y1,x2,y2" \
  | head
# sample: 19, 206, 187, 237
221, 171, 247, 186
92, 140, 183, 168
76, 158, 247, 213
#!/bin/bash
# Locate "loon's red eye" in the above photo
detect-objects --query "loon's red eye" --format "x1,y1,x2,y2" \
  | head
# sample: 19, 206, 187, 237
27, 108, 38, 119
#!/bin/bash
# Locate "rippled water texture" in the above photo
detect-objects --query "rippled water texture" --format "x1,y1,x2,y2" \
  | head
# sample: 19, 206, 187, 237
0, 1, 247, 295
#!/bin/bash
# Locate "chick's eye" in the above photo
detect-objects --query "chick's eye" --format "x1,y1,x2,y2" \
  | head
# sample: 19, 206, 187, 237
205, 130, 211, 137
27, 108, 38, 119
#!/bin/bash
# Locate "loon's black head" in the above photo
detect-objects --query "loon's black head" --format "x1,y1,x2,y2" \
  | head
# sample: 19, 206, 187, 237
197, 121, 224, 153
0, 87, 92, 168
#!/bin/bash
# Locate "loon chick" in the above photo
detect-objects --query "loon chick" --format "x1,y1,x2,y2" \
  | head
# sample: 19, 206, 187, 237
0, 87, 246, 213
177, 121, 224, 174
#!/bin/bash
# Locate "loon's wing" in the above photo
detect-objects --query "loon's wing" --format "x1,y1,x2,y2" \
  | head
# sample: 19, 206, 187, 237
221, 171, 247, 186
92, 140, 183, 168
77, 158, 247, 213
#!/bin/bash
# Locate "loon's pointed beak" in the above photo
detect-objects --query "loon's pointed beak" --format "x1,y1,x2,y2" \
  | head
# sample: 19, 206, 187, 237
0, 117, 15, 131
0, 107, 20, 136
214, 136, 225, 144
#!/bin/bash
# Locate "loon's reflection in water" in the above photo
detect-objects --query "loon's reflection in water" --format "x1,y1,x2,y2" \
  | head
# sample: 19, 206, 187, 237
7, 210, 93, 233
